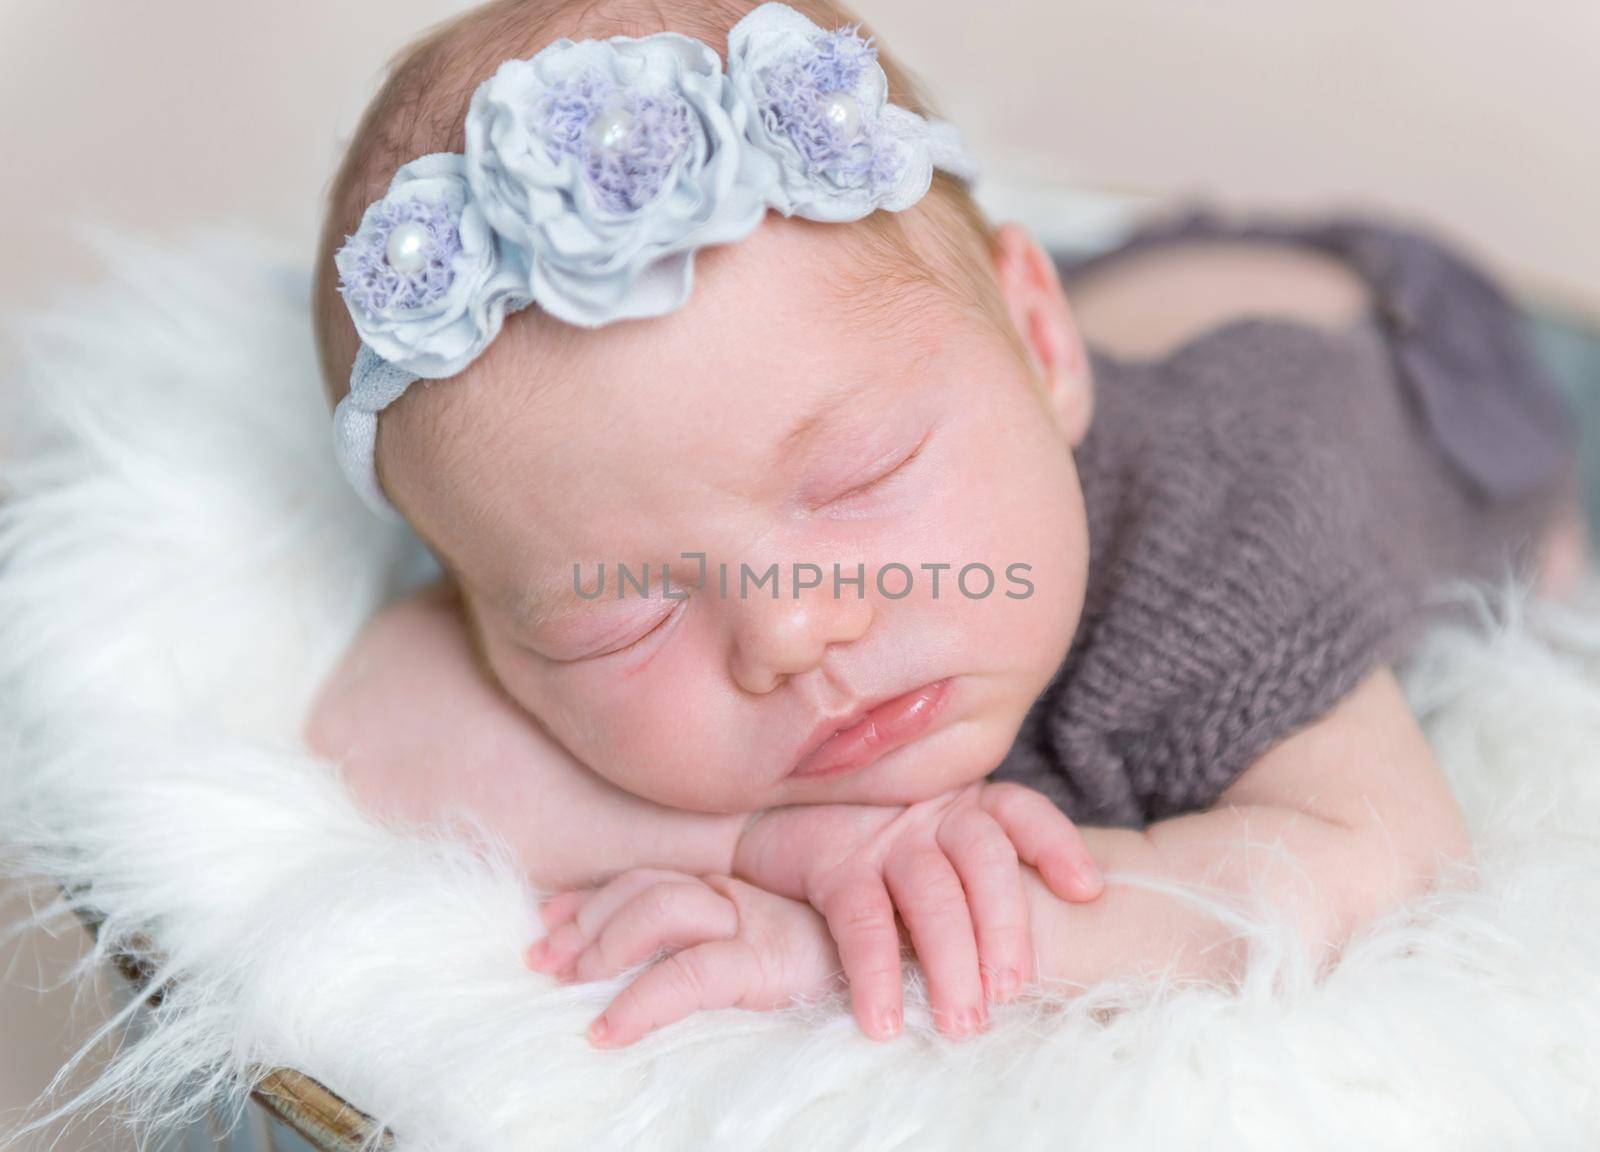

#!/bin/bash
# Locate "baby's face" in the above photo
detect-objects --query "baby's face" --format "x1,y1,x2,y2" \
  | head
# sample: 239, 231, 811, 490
388, 215, 1091, 813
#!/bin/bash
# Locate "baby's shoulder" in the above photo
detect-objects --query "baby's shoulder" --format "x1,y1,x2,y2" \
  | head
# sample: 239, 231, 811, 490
1082, 315, 1395, 566
1146, 312, 1393, 454
1061, 320, 1418, 819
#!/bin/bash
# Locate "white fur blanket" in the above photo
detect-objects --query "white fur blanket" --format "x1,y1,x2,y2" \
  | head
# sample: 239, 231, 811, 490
2, 234, 1599, 1152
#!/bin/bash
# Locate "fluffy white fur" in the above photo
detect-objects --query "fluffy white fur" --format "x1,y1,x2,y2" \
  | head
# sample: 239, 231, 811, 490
2, 233, 1599, 1152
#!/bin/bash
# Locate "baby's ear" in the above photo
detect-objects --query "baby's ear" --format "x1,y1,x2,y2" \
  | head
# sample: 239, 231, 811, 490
991, 222, 1093, 446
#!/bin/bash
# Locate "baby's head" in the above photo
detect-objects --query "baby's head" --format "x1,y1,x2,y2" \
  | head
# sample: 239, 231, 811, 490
314, 0, 1097, 814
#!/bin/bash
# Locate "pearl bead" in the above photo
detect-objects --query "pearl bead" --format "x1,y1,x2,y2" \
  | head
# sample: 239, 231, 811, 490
820, 90, 862, 138
385, 221, 431, 275
587, 105, 635, 153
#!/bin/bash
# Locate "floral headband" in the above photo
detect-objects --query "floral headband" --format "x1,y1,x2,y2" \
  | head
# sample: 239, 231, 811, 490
331, 2, 981, 522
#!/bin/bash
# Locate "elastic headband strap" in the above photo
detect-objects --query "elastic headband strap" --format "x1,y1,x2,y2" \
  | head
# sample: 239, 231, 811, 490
879, 105, 980, 186
334, 347, 416, 523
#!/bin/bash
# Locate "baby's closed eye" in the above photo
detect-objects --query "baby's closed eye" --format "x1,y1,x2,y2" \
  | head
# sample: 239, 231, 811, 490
576, 596, 688, 662
522, 587, 691, 664
802, 425, 938, 526
812, 425, 933, 509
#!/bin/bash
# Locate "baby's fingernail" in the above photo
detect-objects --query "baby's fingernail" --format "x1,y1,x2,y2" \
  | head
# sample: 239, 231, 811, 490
958, 1006, 988, 1035
992, 969, 1019, 1002
587, 1016, 611, 1046
1069, 860, 1102, 896
870, 1007, 901, 1040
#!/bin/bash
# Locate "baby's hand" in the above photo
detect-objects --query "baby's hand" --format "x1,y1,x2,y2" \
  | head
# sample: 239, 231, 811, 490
525, 868, 843, 1049
731, 781, 1103, 1040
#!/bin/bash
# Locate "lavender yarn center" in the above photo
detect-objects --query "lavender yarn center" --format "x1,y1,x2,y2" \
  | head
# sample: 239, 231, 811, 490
337, 200, 463, 314
758, 25, 906, 192
536, 70, 695, 214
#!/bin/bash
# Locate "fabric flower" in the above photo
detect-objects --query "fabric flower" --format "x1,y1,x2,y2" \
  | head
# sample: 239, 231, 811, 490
727, 3, 957, 222
463, 32, 778, 328
334, 153, 523, 378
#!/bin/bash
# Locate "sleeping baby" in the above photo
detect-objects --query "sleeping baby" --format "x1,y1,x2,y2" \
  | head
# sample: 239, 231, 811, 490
301, 0, 1590, 1050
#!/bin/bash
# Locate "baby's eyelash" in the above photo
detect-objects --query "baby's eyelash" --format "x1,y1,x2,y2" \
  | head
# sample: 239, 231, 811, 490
825, 428, 931, 506
590, 595, 686, 662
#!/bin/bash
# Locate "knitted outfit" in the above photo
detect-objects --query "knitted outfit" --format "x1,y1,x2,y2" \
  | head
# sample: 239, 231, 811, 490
989, 212, 1583, 828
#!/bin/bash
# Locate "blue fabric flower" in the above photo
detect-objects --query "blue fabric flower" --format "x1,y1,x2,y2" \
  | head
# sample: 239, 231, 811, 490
334, 153, 524, 378
726, 3, 928, 222
727, 2, 976, 222
330, 4, 980, 393
463, 32, 778, 327
329, 4, 983, 523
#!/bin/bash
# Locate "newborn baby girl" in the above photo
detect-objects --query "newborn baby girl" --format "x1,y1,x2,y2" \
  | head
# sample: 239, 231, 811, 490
302, 0, 1589, 1050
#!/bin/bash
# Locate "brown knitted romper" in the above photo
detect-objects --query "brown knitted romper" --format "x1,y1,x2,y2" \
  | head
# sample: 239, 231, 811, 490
990, 210, 1583, 827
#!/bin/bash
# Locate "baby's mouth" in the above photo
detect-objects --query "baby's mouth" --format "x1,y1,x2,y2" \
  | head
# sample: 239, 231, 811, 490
787, 678, 954, 780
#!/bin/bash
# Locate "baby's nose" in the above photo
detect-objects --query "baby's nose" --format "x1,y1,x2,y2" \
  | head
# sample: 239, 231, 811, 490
728, 577, 873, 694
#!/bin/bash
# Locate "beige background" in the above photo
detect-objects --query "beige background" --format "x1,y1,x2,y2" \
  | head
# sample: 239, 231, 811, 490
3, 0, 1599, 317
3, 1, 1597, 1145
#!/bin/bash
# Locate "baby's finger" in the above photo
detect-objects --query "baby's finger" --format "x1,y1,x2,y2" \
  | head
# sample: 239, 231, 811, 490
535, 889, 589, 931
816, 870, 904, 1042
981, 783, 1103, 902
883, 847, 986, 1036
530, 867, 700, 973
934, 805, 1029, 1004
570, 881, 739, 984
588, 939, 756, 1048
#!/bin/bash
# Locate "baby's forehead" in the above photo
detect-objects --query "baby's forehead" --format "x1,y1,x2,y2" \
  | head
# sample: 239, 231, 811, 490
385, 214, 971, 592
414, 216, 944, 461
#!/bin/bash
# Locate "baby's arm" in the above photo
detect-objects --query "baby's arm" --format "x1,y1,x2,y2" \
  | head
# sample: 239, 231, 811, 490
1022, 665, 1475, 987
303, 578, 746, 892
307, 578, 1100, 1039
535, 665, 1473, 1046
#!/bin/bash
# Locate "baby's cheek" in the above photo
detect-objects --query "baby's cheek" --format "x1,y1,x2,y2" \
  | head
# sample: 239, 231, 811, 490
960, 527, 1081, 655
584, 668, 748, 810
957, 479, 1088, 699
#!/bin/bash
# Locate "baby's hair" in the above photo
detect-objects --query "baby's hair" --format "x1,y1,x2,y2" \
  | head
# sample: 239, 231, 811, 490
312, 0, 1013, 413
